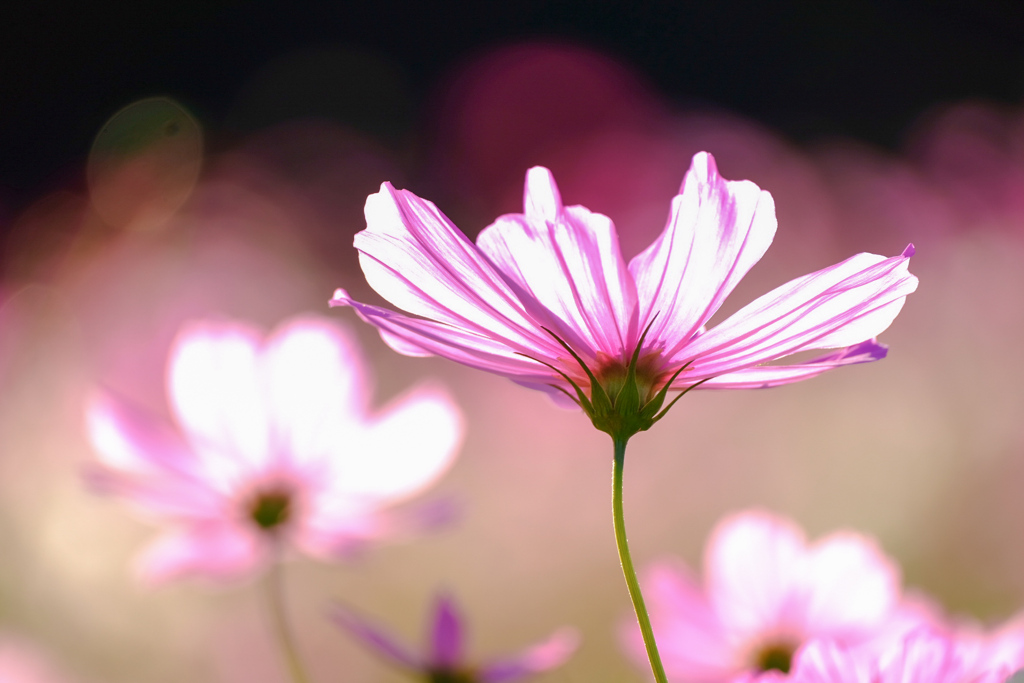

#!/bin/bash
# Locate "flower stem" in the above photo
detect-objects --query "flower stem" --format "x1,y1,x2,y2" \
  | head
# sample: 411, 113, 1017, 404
612, 437, 667, 683
264, 556, 312, 683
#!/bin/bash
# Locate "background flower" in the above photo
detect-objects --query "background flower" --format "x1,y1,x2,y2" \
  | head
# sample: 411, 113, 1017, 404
623, 509, 910, 683
85, 314, 464, 582
333, 593, 580, 683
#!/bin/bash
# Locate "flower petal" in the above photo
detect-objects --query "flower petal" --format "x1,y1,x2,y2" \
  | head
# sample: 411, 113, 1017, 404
85, 391, 197, 477
877, 630, 963, 683
629, 152, 777, 354
135, 523, 264, 584
797, 531, 901, 637
300, 498, 457, 559
84, 392, 223, 517
479, 627, 580, 683
706, 510, 806, 638
322, 384, 463, 502
331, 292, 555, 382
790, 639, 866, 683
699, 340, 887, 389
261, 316, 367, 468
430, 594, 464, 669
331, 604, 422, 670
476, 167, 637, 361
167, 322, 271, 485
681, 246, 917, 381
355, 183, 547, 352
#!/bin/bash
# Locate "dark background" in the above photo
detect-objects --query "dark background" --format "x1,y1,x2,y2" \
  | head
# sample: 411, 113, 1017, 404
3, 0, 1024, 220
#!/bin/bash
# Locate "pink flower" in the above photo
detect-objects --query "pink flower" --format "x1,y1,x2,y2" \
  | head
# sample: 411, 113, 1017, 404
333, 593, 580, 683
0, 639, 73, 683
331, 152, 916, 440
623, 510, 910, 683
784, 629, 1013, 683
85, 315, 464, 583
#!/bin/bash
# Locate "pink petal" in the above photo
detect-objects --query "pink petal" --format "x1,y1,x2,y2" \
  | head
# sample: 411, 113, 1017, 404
135, 523, 264, 584
430, 594, 464, 669
85, 391, 197, 477
479, 627, 580, 683
628, 561, 734, 681
260, 316, 368, 468
475, 166, 637, 361
84, 465, 223, 519
299, 498, 456, 558
331, 604, 422, 670
789, 639, 866, 683
876, 630, 964, 683
706, 510, 806, 638
796, 531, 901, 638
331, 291, 554, 381
630, 152, 777, 355
701, 340, 887, 389
167, 322, 272, 485
355, 183, 547, 352
84, 392, 223, 517
320, 384, 463, 502
682, 247, 917, 381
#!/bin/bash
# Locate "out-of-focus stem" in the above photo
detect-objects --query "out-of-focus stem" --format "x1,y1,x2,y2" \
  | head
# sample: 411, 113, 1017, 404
612, 437, 667, 683
264, 555, 312, 683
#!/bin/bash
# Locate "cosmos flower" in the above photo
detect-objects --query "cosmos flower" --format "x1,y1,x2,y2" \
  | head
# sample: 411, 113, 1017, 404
622, 510, 911, 683
778, 629, 1013, 683
85, 315, 464, 583
333, 593, 579, 683
332, 151, 917, 441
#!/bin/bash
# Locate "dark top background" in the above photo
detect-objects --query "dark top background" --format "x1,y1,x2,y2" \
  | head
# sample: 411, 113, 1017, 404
3, 0, 1023, 222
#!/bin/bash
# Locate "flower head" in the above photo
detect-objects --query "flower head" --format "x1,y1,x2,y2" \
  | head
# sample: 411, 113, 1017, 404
333, 594, 579, 683
85, 315, 464, 583
332, 152, 917, 441
623, 509, 913, 683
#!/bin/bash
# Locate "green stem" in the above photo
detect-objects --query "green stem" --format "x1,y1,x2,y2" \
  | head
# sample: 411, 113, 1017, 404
264, 555, 312, 683
613, 437, 668, 683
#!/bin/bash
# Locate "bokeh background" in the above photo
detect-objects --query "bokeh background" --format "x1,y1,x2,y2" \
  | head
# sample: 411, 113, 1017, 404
3, 2, 1024, 681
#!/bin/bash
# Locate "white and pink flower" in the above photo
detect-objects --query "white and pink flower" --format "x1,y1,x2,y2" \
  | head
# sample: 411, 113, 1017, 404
624, 510, 916, 683
85, 315, 464, 583
333, 152, 916, 438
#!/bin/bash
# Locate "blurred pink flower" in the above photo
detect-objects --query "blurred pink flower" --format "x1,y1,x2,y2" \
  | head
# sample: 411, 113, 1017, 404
332, 151, 917, 440
333, 593, 580, 683
85, 315, 464, 583
780, 629, 1013, 683
0, 639, 72, 683
623, 510, 911, 683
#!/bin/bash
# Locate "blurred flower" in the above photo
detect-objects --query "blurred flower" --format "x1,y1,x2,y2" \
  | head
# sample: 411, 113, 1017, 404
0, 639, 73, 683
778, 629, 1012, 683
623, 509, 913, 683
333, 593, 579, 683
85, 315, 464, 583
332, 151, 917, 441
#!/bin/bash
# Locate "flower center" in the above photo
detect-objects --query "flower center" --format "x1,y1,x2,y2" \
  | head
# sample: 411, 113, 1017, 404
248, 487, 293, 531
593, 351, 668, 405
426, 668, 476, 683
754, 642, 795, 674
